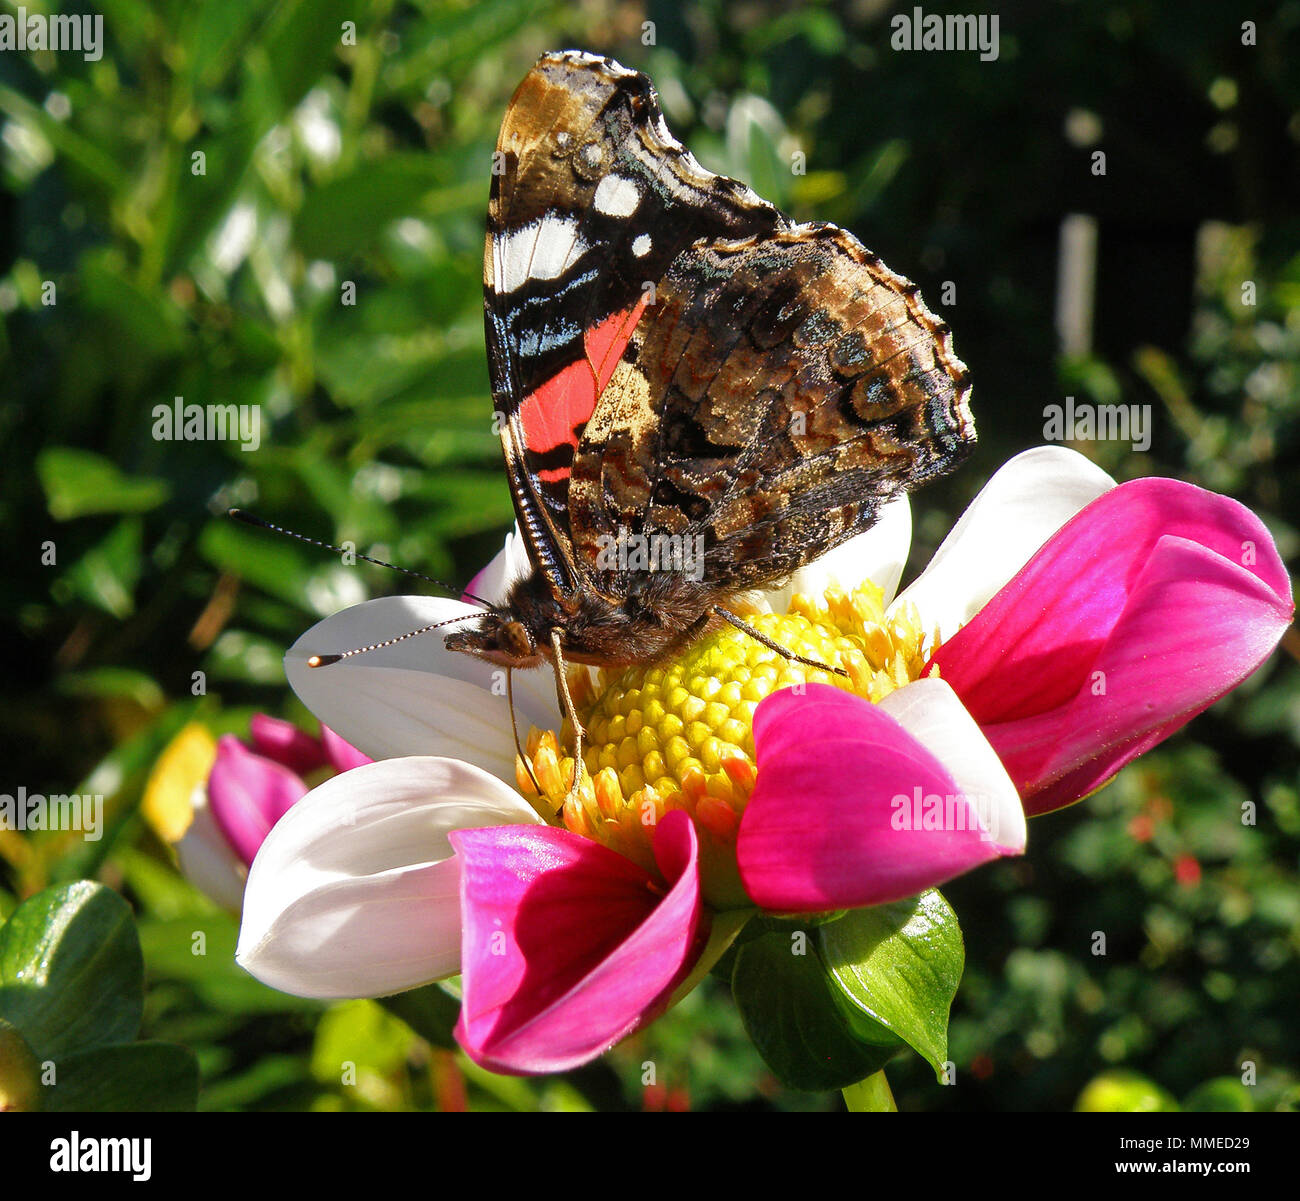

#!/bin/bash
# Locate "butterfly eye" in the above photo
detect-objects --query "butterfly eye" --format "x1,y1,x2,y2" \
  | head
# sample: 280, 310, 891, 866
502, 621, 534, 659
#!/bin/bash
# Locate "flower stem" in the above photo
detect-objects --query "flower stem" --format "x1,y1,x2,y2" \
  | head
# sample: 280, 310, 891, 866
842, 1070, 897, 1112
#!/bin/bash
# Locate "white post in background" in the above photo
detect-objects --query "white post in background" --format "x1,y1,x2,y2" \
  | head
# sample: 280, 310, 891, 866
1055, 213, 1098, 356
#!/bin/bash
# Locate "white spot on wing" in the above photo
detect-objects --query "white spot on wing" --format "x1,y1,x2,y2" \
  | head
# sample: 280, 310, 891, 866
593, 174, 642, 218
632, 233, 651, 257
492, 215, 588, 293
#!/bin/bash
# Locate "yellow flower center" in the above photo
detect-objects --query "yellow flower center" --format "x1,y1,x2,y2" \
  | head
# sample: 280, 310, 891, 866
518, 581, 938, 908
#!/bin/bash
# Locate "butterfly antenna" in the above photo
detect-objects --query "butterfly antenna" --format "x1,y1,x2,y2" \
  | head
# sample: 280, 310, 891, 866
227, 509, 491, 606
306, 612, 483, 668
714, 607, 849, 677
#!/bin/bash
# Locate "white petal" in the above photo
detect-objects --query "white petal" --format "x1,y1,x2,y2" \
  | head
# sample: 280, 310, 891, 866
890, 446, 1115, 640
763, 495, 913, 612
235, 756, 544, 999
175, 786, 248, 911
465, 524, 531, 606
878, 678, 1026, 853
285, 595, 560, 775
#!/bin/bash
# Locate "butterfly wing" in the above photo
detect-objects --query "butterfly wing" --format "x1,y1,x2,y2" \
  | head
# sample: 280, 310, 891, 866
484, 50, 786, 599
566, 225, 974, 595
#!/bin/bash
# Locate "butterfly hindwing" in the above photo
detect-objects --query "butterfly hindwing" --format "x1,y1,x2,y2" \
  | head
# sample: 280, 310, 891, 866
566, 224, 973, 596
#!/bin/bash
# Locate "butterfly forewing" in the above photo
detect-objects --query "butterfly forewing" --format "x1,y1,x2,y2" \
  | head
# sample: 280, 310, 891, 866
484, 50, 787, 596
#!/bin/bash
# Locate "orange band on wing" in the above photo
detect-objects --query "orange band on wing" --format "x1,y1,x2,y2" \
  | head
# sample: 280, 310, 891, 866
519, 297, 649, 485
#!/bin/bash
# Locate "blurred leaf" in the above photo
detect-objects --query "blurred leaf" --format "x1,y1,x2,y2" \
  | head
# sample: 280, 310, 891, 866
198, 519, 366, 615
137, 916, 320, 1014
1183, 1077, 1255, 1112
43, 1041, 199, 1112
296, 154, 456, 258
50, 701, 214, 885
182, 0, 270, 91
819, 890, 965, 1080
315, 325, 483, 408
0, 882, 142, 1059
378, 981, 461, 1050
1075, 1069, 1180, 1112
726, 95, 790, 206
0, 1018, 42, 1112
55, 668, 166, 711
261, 0, 356, 110
205, 628, 295, 685
311, 999, 415, 1083
37, 449, 170, 520
58, 517, 144, 619
382, 0, 562, 90
78, 249, 190, 357
0, 82, 129, 194
198, 1053, 319, 1111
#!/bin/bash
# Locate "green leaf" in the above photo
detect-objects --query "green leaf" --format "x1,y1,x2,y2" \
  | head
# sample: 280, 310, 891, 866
378, 981, 461, 1050
732, 927, 901, 1091
296, 153, 454, 259
260, 0, 357, 111
43, 1042, 199, 1112
1075, 1070, 1180, 1112
77, 250, 190, 357
47, 700, 216, 885
37, 448, 170, 520
0, 882, 143, 1059
1182, 1077, 1254, 1112
57, 517, 144, 619
0, 1018, 42, 1112
311, 1000, 416, 1083
55, 668, 166, 711
198, 519, 365, 616
818, 890, 964, 1079
136, 917, 321, 1015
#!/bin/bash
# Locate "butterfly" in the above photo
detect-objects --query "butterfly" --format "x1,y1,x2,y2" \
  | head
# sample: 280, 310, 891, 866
311, 50, 974, 781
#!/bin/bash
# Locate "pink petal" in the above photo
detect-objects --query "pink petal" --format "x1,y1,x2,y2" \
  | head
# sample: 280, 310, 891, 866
320, 725, 372, 773
737, 685, 1017, 913
451, 811, 705, 1075
970, 537, 1290, 815
208, 735, 308, 865
248, 714, 328, 775
932, 479, 1292, 813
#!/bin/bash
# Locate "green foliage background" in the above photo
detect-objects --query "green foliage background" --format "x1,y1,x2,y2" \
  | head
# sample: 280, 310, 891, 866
1, 0, 1297, 1110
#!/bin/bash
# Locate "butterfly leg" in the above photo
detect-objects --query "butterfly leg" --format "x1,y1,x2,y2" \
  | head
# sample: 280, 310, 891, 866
713, 606, 848, 676
507, 667, 544, 801
550, 628, 588, 805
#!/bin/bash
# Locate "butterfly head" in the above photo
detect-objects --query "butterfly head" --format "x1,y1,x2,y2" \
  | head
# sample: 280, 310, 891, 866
444, 610, 545, 669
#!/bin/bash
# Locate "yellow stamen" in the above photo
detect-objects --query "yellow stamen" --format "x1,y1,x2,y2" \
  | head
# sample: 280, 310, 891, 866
520, 581, 934, 906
